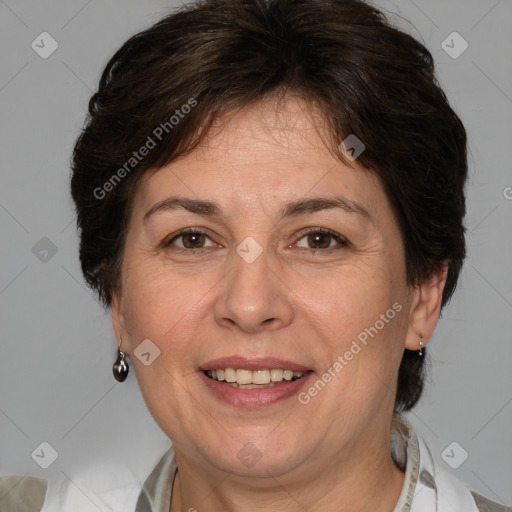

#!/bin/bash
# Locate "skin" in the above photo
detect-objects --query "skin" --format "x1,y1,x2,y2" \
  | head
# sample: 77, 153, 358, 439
112, 94, 447, 512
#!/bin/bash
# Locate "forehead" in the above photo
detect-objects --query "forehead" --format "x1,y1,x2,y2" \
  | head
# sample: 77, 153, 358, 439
133, 95, 386, 220
200, 94, 332, 154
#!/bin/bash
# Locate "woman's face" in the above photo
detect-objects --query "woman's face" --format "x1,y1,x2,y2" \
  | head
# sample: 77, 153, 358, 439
112, 96, 438, 479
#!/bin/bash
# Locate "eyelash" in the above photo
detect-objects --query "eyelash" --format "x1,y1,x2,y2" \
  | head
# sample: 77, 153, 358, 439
163, 227, 350, 253
295, 227, 350, 251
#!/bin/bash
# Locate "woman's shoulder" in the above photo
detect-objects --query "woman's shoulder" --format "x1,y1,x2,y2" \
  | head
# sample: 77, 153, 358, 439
471, 491, 512, 512
2, 446, 509, 512
0, 474, 47, 511
392, 414, 511, 512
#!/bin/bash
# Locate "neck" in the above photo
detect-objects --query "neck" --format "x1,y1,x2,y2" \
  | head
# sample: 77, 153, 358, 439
170, 423, 405, 512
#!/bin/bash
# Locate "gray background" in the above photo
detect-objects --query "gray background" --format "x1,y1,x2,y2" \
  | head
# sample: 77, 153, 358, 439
1, 0, 511, 508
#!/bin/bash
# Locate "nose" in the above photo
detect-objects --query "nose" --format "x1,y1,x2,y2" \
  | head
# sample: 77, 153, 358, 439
213, 246, 294, 334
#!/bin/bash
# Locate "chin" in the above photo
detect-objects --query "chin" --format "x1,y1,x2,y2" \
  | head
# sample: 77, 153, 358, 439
197, 434, 309, 479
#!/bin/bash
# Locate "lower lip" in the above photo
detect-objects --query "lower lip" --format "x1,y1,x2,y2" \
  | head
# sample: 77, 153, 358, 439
200, 371, 314, 407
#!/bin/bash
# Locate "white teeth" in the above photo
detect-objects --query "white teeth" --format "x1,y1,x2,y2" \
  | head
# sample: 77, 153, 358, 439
270, 369, 284, 382
253, 369, 270, 385
236, 369, 253, 385
206, 368, 306, 386
224, 368, 236, 383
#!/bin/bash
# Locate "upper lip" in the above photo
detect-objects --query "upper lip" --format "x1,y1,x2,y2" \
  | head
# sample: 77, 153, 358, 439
201, 357, 311, 372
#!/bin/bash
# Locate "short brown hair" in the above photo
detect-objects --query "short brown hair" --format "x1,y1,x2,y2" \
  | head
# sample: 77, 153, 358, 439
71, 0, 468, 411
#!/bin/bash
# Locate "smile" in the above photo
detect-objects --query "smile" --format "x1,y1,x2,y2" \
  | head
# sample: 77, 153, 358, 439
200, 357, 314, 406
205, 368, 306, 388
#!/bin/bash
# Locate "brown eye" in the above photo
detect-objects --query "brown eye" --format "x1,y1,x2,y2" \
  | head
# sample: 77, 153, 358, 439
307, 233, 332, 249
296, 229, 349, 251
181, 232, 206, 248
166, 230, 216, 250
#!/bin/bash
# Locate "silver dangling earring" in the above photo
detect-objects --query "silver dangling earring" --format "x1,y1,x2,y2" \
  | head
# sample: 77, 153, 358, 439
418, 333, 424, 357
113, 340, 129, 382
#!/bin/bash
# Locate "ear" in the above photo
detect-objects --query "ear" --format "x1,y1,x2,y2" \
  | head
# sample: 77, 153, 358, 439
404, 262, 449, 351
111, 289, 128, 349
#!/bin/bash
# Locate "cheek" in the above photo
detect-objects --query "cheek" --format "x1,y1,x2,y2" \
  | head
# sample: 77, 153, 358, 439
300, 262, 398, 330
299, 263, 408, 388
120, 257, 222, 360
121, 262, 185, 341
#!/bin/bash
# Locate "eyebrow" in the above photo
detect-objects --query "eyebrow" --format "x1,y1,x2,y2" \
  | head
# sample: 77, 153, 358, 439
143, 195, 373, 224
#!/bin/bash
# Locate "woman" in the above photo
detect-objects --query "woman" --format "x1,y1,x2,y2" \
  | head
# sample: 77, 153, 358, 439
17, 0, 509, 510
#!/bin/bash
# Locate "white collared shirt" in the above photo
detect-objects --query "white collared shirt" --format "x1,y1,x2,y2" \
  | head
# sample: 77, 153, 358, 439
8, 414, 510, 511
133, 414, 508, 512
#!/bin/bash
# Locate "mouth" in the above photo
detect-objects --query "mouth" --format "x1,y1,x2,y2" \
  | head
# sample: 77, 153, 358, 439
199, 358, 314, 407
204, 368, 309, 388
